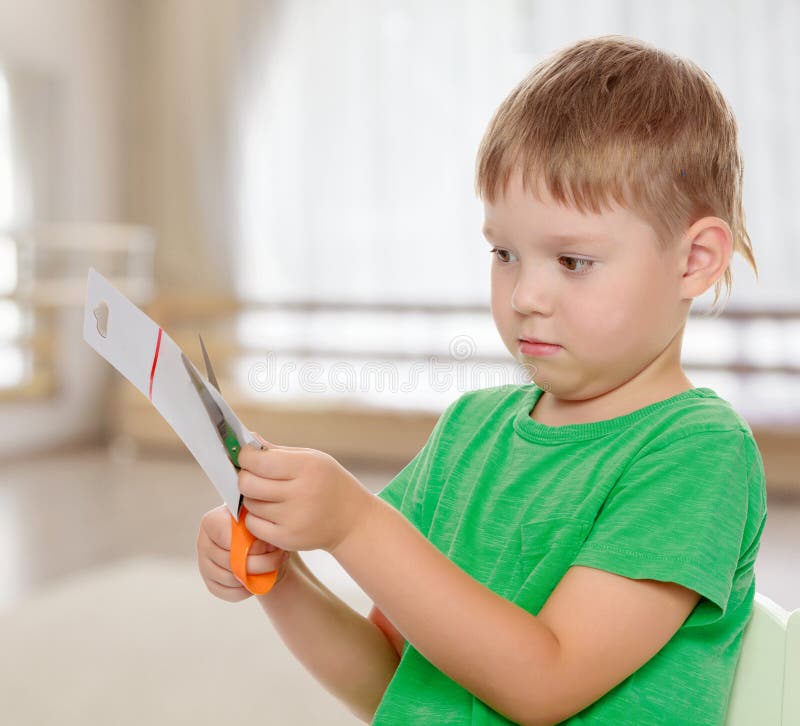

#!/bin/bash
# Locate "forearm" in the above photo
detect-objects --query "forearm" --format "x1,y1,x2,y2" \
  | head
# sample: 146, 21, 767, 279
330, 497, 562, 726
256, 552, 400, 723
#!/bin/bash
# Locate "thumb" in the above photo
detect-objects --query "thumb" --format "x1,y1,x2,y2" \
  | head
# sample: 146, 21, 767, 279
250, 431, 279, 450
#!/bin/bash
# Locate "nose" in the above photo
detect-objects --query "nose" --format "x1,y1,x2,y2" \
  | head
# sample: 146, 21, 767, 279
510, 265, 554, 316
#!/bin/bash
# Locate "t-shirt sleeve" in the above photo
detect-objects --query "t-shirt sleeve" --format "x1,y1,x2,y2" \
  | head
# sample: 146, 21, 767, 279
571, 429, 761, 622
376, 398, 459, 532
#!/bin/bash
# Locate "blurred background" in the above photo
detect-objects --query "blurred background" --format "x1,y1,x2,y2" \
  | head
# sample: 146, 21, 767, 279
0, 1, 798, 724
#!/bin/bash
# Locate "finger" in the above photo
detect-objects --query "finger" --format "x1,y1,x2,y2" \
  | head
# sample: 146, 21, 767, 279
244, 549, 286, 575
250, 431, 276, 449
203, 513, 284, 565
203, 554, 245, 589
238, 469, 288, 502
200, 533, 239, 573
202, 574, 252, 603
201, 519, 279, 570
200, 505, 233, 549
237, 444, 295, 480
244, 510, 282, 545
249, 539, 275, 555
241, 496, 282, 524
200, 506, 280, 553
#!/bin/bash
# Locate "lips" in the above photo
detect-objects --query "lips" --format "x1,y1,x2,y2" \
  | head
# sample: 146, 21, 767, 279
519, 336, 559, 346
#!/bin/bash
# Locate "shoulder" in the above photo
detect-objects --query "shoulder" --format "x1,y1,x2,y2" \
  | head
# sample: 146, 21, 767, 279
625, 390, 766, 511
637, 387, 757, 454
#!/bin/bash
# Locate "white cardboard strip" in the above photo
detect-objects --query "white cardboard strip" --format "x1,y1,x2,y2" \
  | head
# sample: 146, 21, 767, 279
83, 267, 258, 519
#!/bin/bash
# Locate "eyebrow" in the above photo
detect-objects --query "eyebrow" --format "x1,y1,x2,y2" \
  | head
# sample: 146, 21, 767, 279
482, 227, 607, 245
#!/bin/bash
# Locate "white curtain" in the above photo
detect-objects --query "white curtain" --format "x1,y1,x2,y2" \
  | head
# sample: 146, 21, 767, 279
126, 0, 284, 295
223, 0, 800, 420
129, 0, 799, 420
236, 0, 800, 309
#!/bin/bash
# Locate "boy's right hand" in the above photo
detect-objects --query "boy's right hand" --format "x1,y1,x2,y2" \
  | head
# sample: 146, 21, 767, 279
197, 504, 291, 602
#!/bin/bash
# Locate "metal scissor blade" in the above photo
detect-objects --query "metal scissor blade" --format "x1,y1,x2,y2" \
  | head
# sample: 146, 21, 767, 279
181, 353, 229, 446
198, 334, 220, 392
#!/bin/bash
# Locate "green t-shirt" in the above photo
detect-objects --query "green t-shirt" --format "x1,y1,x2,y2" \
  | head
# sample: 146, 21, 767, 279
373, 383, 767, 725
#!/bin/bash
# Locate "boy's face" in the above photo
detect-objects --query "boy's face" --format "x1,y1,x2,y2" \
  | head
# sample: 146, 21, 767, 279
483, 168, 690, 402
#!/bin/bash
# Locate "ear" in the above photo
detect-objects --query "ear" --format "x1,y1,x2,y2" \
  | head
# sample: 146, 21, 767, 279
679, 216, 733, 301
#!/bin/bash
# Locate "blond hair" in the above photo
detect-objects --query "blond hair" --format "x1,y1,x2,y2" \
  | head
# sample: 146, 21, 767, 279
475, 35, 757, 314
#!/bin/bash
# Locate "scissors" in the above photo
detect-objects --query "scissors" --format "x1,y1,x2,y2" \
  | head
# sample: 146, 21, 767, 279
181, 335, 278, 595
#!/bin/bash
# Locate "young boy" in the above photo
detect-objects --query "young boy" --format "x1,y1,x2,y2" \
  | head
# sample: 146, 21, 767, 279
196, 35, 767, 725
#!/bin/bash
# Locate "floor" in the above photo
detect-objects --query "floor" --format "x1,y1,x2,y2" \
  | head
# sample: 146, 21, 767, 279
1, 444, 798, 613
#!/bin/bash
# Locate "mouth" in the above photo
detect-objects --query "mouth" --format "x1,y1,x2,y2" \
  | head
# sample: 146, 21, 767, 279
518, 336, 563, 356
519, 336, 559, 346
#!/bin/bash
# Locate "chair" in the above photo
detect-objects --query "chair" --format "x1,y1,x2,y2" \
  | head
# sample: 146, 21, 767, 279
725, 592, 800, 725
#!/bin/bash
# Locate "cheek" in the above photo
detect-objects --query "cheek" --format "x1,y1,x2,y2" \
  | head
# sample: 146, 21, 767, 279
489, 273, 511, 318
581, 305, 628, 341
564, 281, 640, 347
489, 278, 521, 353
574, 274, 671, 356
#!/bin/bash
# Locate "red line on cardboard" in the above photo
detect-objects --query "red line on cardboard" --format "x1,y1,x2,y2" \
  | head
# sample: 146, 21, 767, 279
149, 327, 163, 401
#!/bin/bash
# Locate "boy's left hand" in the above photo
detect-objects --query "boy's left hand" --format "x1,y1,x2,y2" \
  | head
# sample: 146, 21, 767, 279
236, 438, 376, 555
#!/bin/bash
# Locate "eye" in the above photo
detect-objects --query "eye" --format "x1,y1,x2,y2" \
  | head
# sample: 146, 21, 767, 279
488, 247, 517, 265
559, 256, 595, 275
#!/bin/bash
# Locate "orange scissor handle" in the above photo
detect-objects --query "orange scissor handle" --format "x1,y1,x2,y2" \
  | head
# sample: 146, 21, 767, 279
230, 504, 278, 595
